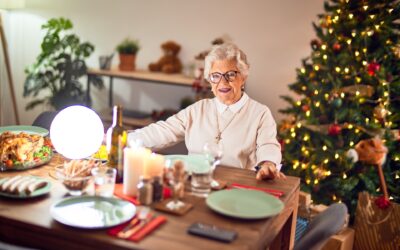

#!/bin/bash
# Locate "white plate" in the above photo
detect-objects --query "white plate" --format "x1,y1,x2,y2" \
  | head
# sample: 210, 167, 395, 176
0, 176, 51, 199
50, 196, 136, 229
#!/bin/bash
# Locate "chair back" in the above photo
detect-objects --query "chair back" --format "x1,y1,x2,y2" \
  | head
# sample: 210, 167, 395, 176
32, 111, 58, 130
294, 203, 348, 250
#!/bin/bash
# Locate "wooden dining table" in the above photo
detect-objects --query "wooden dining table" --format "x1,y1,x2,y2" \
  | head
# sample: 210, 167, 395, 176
0, 154, 299, 250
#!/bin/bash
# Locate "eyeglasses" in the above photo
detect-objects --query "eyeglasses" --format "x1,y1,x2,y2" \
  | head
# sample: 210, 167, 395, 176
208, 70, 240, 84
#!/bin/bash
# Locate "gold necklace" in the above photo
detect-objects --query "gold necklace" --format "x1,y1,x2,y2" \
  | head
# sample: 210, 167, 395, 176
215, 108, 239, 144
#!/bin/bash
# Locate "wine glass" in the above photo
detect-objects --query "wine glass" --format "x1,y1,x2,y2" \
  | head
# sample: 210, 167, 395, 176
203, 141, 224, 188
164, 159, 186, 210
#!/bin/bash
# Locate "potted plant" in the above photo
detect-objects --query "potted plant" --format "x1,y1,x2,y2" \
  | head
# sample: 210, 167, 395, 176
116, 38, 140, 71
24, 17, 103, 111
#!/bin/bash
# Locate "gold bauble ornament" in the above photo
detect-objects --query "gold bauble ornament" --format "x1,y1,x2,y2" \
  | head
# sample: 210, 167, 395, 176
373, 105, 388, 120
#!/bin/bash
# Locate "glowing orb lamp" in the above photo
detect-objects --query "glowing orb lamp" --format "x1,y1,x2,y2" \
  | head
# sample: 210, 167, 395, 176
50, 105, 104, 159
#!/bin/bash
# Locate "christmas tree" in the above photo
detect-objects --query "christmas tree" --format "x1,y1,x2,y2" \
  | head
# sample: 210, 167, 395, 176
279, 0, 400, 218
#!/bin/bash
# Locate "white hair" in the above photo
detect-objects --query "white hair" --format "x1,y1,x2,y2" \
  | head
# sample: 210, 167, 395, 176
204, 43, 250, 79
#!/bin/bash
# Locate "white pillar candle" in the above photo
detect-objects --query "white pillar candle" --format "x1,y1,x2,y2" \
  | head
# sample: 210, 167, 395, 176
143, 153, 165, 178
123, 147, 151, 196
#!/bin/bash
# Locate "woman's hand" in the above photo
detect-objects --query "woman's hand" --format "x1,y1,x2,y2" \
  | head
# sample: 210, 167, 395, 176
256, 161, 286, 180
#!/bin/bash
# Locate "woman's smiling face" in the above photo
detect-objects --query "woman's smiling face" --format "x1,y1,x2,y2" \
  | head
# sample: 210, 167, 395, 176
209, 59, 246, 105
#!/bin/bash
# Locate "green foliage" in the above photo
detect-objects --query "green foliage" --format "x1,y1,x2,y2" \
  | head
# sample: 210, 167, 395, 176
116, 38, 140, 55
279, 0, 400, 220
24, 17, 103, 110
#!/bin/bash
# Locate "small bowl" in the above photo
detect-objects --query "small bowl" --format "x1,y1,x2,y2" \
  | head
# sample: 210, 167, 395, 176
55, 165, 92, 196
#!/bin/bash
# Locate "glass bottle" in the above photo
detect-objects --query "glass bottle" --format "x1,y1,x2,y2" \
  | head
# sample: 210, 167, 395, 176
106, 105, 127, 183
152, 176, 163, 202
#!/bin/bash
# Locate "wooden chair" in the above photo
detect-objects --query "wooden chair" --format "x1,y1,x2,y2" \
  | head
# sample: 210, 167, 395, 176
294, 203, 348, 250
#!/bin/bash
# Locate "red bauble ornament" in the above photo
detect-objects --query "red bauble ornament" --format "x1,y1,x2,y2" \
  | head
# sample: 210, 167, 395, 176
302, 104, 310, 112
367, 62, 380, 76
328, 123, 342, 136
333, 43, 341, 52
278, 138, 285, 152
375, 196, 391, 209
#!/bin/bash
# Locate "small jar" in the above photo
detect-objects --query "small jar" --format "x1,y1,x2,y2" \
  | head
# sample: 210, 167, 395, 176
152, 176, 163, 202
137, 176, 153, 205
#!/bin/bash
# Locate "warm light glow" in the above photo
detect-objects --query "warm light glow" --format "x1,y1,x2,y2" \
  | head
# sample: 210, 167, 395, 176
302, 86, 307, 91
369, 15, 375, 19
349, 141, 354, 147
351, 31, 356, 37
306, 179, 311, 185
335, 153, 339, 159
296, 101, 302, 106
314, 90, 319, 95
355, 128, 360, 133
50, 106, 104, 159
363, 5, 368, 11
355, 51, 360, 56
314, 65, 320, 71
305, 111, 310, 117
322, 145, 327, 151
323, 159, 329, 164
335, 67, 341, 72
315, 101, 320, 107
314, 179, 319, 184
344, 67, 349, 73
302, 163, 307, 169
348, 13, 353, 19
384, 92, 389, 97
396, 174, 399, 179
291, 132, 296, 138
303, 135, 309, 141
333, 194, 337, 200
323, 54, 328, 60
363, 48, 367, 53
346, 39, 352, 45
343, 173, 347, 179
285, 139, 291, 144
321, 44, 327, 50
367, 31, 374, 36
300, 68, 306, 74
326, 170, 331, 176
328, 28, 333, 34
365, 118, 370, 123
356, 77, 361, 83
362, 61, 367, 66
340, 92, 345, 98
348, 124, 354, 129
356, 91, 360, 96
296, 122, 302, 128
324, 93, 329, 99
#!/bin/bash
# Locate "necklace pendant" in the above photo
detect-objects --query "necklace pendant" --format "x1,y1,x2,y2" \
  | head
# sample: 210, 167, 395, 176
215, 134, 221, 144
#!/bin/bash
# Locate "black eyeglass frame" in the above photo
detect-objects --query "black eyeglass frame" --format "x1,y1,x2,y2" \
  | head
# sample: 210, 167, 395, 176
208, 70, 240, 84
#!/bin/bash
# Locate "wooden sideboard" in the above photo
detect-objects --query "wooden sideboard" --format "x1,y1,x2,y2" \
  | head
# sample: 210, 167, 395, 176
86, 68, 196, 128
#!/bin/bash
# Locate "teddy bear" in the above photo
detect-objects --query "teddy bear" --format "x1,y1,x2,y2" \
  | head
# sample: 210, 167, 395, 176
148, 41, 182, 74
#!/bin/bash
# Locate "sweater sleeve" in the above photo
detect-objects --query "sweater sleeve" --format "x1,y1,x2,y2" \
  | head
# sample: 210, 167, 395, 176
127, 106, 191, 151
255, 106, 282, 168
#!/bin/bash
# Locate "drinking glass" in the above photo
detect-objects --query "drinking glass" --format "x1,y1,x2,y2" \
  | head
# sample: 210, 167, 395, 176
164, 159, 187, 210
203, 141, 224, 188
91, 166, 116, 197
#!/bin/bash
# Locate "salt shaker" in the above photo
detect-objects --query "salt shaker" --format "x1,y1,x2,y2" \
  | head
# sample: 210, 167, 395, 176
137, 176, 153, 205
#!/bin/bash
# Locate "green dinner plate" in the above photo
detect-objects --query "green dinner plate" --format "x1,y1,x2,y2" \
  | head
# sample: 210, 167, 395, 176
0, 176, 51, 199
165, 154, 210, 173
0, 125, 49, 136
206, 189, 284, 219
50, 196, 136, 229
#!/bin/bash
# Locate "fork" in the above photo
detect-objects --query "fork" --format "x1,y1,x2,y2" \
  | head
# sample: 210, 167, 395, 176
120, 208, 153, 239
117, 207, 149, 238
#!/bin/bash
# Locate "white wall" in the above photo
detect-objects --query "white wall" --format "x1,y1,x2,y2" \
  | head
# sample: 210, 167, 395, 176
1, 0, 323, 126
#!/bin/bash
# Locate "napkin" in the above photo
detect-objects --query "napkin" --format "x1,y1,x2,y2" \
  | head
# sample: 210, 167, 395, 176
113, 184, 172, 205
113, 184, 139, 205
108, 215, 167, 242
230, 183, 284, 198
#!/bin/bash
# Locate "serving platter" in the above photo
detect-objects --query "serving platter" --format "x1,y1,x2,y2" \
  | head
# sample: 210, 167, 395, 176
0, 149, 53, 172
0, 125, 49, 136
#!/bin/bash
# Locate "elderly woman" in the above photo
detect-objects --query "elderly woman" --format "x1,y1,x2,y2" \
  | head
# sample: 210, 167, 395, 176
128, 43, 285, 180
